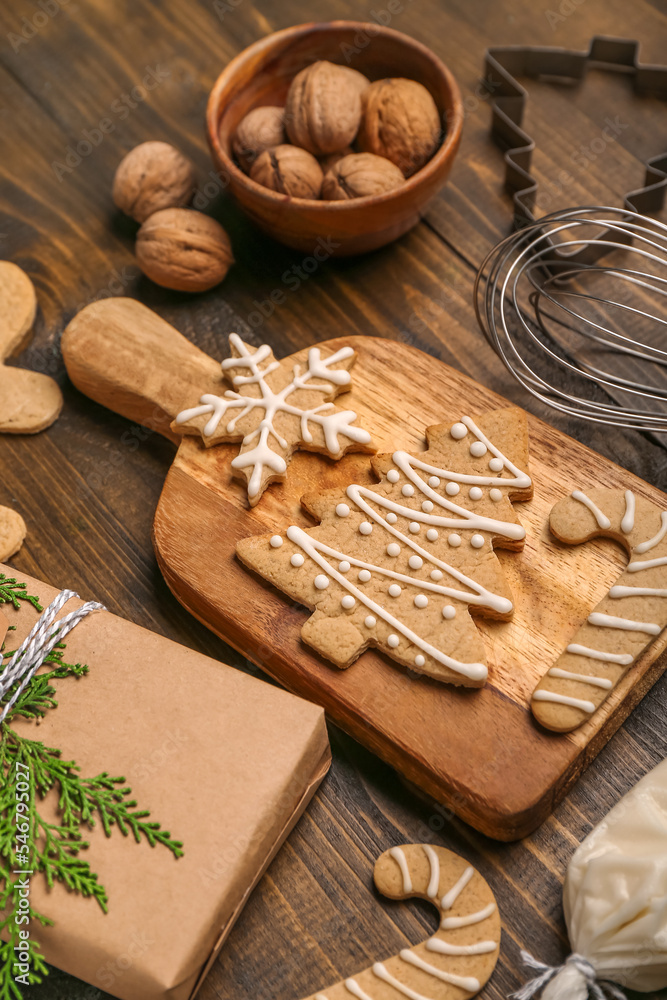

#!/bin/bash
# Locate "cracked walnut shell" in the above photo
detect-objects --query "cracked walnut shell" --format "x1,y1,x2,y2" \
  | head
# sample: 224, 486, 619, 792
285, 60, 369, 156
112, 141, 196, 223
135, 208, 234, 292
322, 153, 405, 200
358, 78, 441, 177
250, 145, 323, 199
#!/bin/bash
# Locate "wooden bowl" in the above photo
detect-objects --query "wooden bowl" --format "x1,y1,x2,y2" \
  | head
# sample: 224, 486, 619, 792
206, 21, 463, 256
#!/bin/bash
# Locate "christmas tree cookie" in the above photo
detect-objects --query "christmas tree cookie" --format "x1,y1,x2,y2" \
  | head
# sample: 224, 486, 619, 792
237, 407, 532, 686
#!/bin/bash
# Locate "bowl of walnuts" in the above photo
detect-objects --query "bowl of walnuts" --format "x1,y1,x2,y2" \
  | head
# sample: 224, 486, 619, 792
207, 21, 463, 256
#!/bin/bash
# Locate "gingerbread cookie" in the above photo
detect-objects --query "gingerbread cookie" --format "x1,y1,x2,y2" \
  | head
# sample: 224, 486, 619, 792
0, 262, 63, 433
301, 844, 500, 1000
532, 488, 667, 732
237, 407, 532, 686
172, 334, 373, 505
0, 506, 26, 561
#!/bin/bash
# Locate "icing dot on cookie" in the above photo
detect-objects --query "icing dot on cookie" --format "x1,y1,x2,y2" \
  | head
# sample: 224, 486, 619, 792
339, 560, 351, 572
470, 441, 487, 458
450, 422, 468, 439
408, 555, 423, 570
341, 595, 355, 610
414, 594, 428, 608
409, 522, 420, 534
388, 634, 400, 648
270, 535, 283, 548
387, 469, 400, 483
358, 569, 371, 582
430, 569, 443, 580
415, 654, 425, 667
365, 616, 376, 628
442, 605, 456, 619
422, 500, 434, 513
291, 553, 304, 567
387, 543, 401, 557
314, 574, 329, 590
428, 476, 441, 488
426, 528, 438, 542
471, 533, 485, 548
335, 503, 350, 517
469, 486, 483, 500
359, 522, 373, 535
490, 488, 502, 502
445, 482, 460, 496
388, 584, 402, 598
386, 512, 398, 524
402, 484, 415, 497
489, 457, 503, 472
448, 533, 462, 547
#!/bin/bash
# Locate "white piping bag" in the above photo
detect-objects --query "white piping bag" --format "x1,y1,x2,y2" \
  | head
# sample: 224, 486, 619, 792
514, 758, 667, 999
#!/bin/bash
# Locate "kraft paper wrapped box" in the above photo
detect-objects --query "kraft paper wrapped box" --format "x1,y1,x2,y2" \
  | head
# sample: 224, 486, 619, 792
1, 566, 331, 1000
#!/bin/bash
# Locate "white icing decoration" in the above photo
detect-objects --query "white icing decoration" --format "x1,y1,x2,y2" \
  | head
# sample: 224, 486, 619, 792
588, 612, 660, 635
430, 570, 443, 580
339, 560, 351, 572
389, 584, 402, 598
441, 901, 496, 929
442, 605, 456, 619
341, 595, 355, 610
548, 667, 613, 690
372, 963, 430, 1000
415, 654, 425, 667
176, 336, 370, 499
414, 595, 428, 608
488, 457, 503, 472
358, 569, 371, 582
291, 553, 304, 567
571, 490, 611, 530
386, 512, 398, 524
387, 469, 399, 483
402, 484, 415, 497
450, 423, 467, 439
567, 643, 633, 665
428, 476, 440, 488
336, 503, 350, 517
423, 845, 440, 898
422, 501, 434, 512
388, 634, 400, 647
445, 482, 460, 496
448, 534, 461, 547
490, 488, 502, 502
345, 980, 374, 1000
611, 586, 667, 598
399, 950, 481, 993
627, 556, 667, 572
470, 441, 487, 457
359, 522, 372, 535
270, 535, 283, 547
426, 937, 497, 957
314, 574, 329, 590
409, 522, 420, 534
387, 543, 401, 557
389, 847, 412, 891
408, 556, 423, 569
441, 866, 473, 909
533, 690, 595, 713
365, 616, 376, 628
471, 534, 485, 548
469, 487, 483, 500
635, 511, 667, 553
426, 529, 438, 541
621, 490, 636, 533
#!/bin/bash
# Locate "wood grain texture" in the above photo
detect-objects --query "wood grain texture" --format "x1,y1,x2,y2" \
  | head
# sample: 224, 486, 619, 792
2, 0, 667, 997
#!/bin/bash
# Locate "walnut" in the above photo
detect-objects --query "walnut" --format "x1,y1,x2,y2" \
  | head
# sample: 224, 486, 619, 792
135, 208, 234, 292
232, 106, 286, 173
358, 78, 441, 177
319, 146, 354, 174
250, 145, 323, 199
285, 61, 369, 155
322, 153, 405, 200
112, 141, 196, 222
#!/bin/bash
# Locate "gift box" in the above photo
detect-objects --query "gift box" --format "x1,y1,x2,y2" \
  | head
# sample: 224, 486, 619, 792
1, 566, 330, 1000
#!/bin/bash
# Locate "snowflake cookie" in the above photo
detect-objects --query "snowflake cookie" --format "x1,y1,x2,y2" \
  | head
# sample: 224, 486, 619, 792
237, 407, 532, 686
172, 334, 373, 505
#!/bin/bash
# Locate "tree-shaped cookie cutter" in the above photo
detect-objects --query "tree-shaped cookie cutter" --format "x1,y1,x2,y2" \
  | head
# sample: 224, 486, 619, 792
484, 36, 667, 263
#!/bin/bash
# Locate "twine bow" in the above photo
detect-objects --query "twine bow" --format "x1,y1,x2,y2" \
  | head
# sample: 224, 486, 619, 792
512, 951, 628, 1000
0, 589, 105, 723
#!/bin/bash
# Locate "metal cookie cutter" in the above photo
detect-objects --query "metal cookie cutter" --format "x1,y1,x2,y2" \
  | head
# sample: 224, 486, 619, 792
484, 36, 667, 257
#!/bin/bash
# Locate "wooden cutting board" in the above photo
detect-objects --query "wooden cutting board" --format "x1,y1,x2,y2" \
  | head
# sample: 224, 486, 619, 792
62, 299, 667, 840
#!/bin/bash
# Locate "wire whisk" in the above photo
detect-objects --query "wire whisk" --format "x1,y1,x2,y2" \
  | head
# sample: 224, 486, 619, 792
474, 206, 667, 432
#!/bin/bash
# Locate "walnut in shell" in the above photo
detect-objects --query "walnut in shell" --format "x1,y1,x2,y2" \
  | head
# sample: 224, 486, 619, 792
112, 141, 196, 222
232, 106, 286, 173
358, 78, 441, 177
322, 153, 404, 200
285, 61, 369, 155
135, 208, 234, 292
250, 145, 323, 199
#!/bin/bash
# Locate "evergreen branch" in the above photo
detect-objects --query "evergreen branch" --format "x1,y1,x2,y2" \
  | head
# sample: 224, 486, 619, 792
0, 576, 42, 613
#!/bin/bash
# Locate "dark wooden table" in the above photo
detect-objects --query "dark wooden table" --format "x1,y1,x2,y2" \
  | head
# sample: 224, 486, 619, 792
2, 0, 667, 997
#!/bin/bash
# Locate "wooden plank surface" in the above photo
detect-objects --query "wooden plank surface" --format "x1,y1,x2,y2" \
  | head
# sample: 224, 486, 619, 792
1, 0, 667, 996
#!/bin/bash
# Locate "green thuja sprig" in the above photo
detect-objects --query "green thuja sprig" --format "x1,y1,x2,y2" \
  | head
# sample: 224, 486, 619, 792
0, 574, 183, 999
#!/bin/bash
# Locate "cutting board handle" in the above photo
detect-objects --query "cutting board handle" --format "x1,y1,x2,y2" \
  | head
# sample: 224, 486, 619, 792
61, 298, 223, 443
